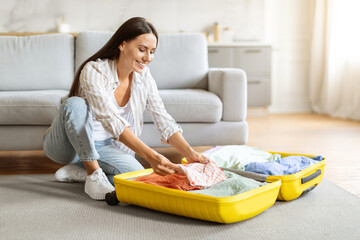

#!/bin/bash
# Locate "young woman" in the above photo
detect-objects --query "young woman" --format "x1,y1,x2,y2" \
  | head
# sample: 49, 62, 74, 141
43, 17, 207, 200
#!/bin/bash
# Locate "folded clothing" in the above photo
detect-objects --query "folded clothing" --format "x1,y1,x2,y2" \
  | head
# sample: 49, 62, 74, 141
189, 170, 268, 197
133, 170, 267, 198
202, 145, 281, 170
244, 155, 324, 175
133, 173, 202, 191
179, 160, 226, 189
133, 160, 226, 191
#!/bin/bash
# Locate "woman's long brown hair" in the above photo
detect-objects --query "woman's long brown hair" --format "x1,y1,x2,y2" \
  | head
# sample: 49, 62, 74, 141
68, 17, 158, 97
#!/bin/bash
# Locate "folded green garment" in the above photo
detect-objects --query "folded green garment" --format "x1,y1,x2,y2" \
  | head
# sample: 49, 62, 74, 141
189, 171, 268, 197
203, 145, 281, 170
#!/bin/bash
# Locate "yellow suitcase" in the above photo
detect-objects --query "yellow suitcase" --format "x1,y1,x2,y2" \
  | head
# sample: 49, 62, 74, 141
109, 168, 281, 224
265, 152, 326, 201
182, 151, 326, 201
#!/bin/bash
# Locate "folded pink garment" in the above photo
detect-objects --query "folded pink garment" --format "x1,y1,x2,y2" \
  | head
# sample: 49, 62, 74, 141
180, 160, 226, 189
133, 160, 226, 191
133, 173, 202, 191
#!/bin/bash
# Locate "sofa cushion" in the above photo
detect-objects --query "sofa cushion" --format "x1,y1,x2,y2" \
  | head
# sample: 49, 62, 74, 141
144, 89, 222, 123
149, 33, 208, 89
0, 90, 68, 125
75, 31, 114, 72
0, 34, 74, 91
75, 32, 208, 89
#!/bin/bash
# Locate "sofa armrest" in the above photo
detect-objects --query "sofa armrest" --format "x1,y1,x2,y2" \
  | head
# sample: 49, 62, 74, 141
208, 68, 247, 121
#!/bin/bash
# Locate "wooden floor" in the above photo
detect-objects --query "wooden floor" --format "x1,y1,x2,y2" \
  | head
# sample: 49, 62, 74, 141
1, 111, 359, 198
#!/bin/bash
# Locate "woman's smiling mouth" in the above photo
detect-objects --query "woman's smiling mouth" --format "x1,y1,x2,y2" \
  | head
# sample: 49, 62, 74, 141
136, 60, 146, 68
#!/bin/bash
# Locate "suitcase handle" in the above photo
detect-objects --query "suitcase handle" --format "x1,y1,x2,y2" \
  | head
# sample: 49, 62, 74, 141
301, 169, 321, 184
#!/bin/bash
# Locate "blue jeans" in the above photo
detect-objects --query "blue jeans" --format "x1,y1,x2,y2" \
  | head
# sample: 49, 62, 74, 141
43, 97, 144, 184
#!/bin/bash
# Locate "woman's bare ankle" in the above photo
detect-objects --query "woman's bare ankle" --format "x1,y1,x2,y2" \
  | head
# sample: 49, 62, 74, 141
82, 160, 100, 175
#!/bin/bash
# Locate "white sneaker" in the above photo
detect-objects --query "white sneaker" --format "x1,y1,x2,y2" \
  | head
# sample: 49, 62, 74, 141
85, 168, 115, 200
55, 165, 87, 183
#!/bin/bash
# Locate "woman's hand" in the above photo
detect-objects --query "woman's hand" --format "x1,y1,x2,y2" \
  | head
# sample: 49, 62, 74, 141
167, 132, 209, 164
184, 149, 209, 164
148, 153, 181, 176
119, 128, 181, 176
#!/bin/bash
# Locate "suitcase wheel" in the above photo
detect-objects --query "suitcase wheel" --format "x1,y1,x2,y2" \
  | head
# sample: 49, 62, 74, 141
105, 191, 119, 206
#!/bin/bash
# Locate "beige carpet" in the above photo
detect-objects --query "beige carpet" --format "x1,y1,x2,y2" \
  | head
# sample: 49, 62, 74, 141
1, 174, 360, 240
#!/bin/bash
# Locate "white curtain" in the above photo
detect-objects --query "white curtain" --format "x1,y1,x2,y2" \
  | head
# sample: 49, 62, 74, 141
309, 0, 360, 120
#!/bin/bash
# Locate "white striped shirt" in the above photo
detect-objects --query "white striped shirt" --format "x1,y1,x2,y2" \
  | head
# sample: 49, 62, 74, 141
79, 58, 183, 153
91, 93, 135, 141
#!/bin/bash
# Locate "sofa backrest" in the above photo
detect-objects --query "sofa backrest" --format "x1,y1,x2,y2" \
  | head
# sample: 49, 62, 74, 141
0, 34, 74, 91
75, 31, 209, 89
75, 31, 114, 72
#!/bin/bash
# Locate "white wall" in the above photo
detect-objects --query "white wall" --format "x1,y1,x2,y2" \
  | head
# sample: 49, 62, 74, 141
0, 0, 313, 113
266, 0, 313, 113
0, 0, 264, 40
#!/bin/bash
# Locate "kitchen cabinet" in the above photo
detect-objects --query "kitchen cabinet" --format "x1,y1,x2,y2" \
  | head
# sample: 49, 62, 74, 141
208, 43, 271, 107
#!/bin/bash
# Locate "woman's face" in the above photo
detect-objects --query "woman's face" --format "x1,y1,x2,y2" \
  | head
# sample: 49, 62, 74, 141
119, 33, 157, 74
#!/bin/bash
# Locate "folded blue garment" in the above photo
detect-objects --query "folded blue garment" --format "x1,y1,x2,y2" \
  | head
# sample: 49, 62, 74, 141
244, 155, 323, 175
